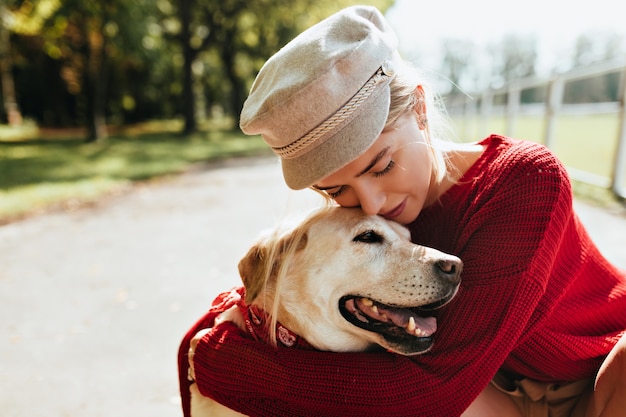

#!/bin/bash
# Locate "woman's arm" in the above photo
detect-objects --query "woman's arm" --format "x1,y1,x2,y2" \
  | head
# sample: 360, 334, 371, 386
182, 141, 576, 416
178, 288, 244, 417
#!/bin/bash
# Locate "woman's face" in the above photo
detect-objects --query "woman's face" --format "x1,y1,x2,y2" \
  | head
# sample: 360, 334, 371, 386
313, 112, 435, 225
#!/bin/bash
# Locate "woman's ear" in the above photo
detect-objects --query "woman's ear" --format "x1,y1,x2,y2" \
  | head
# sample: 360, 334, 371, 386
414, 85, 428, 130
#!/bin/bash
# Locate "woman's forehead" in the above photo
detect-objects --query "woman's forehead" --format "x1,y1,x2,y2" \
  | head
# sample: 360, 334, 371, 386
314, 139, 392, 189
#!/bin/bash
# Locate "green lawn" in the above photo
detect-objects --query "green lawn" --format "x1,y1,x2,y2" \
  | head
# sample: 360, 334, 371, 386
451, 113, 621, 179
0, 120, 271, 223
450, 112, 624, 206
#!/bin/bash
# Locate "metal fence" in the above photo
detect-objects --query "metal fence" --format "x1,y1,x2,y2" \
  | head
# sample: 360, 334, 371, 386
444, 59, 626, 200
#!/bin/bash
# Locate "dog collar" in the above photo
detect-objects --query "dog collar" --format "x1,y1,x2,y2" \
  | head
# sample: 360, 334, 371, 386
239, 301, 314, 350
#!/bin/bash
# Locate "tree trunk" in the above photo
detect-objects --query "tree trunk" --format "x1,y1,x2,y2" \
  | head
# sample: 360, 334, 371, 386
0, 5, 23, 126
180, 0, 197, 135
83, 15, 108, 143
90, 29, 108, 142
220, 38, 245, 128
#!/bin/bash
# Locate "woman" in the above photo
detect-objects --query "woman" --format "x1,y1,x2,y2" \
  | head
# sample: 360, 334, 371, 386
178, 6, 626, 416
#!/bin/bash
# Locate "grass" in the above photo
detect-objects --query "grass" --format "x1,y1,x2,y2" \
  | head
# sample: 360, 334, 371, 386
451, 113, 621, 178
451, 112, 625, 207
0, 119, 272, 223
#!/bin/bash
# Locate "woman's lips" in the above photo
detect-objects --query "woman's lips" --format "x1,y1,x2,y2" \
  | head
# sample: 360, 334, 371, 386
380, 199, 407, 220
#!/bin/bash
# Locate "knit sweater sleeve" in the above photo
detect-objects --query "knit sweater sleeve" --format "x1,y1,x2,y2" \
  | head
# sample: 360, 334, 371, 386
178, 287, 245, 417
185, 138, 576, 416
193, 323, 453, 416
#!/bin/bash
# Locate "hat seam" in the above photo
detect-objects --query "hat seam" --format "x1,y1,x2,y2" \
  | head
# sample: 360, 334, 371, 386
282, 84, 390, 189
246, 34, 377, 128
274, 67, 390, 159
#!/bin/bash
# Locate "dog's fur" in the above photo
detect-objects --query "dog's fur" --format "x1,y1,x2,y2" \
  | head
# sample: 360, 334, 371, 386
189, 206, 462, 416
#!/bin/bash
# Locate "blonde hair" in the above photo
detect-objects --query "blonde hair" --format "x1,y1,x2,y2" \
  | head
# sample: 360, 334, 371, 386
386, 60, 454, 185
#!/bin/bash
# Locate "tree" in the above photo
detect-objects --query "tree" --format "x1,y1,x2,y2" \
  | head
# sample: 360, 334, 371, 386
488, 34, 538, 87
563, 32, 625, 104
0, 1, 22, 125
78, 0, 110, 142
165, 0, 394, 135
177, 0, 198, 134
440, 38, 476, 95
56, 0, 147, 141
4, 0, 393, 132
0, 0, 62, 125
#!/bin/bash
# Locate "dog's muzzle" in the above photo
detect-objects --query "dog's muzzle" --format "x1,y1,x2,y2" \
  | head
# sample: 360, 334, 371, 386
338, 257, 462, 355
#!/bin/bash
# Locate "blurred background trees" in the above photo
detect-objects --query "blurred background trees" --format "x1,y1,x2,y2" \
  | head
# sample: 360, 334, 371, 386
0, 0, 624, 141
0, 0, 396, 139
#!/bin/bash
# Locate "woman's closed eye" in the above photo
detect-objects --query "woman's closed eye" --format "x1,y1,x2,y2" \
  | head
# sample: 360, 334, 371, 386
325, 160, 395, 199
373, 160, 395, 177
327, 186, 346, 199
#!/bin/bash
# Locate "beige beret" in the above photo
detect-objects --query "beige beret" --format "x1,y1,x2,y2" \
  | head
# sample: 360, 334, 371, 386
240, 6, 400, 189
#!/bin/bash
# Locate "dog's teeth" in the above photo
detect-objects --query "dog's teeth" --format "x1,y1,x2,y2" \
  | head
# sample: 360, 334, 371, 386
361, 298, 373, 307
371, 305, 378, 314
407, 316, 416, 332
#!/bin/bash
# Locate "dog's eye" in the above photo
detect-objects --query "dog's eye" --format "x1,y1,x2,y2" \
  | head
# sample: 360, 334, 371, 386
353, 230, 384, 244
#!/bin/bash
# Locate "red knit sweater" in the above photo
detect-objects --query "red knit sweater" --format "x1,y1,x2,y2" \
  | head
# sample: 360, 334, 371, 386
178, 135, 626, 416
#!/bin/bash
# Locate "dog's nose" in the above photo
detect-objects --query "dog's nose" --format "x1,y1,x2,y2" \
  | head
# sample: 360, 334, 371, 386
435, 257, 463, 284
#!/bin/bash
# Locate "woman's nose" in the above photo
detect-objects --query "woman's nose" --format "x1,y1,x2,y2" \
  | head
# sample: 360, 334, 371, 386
356, 187, 385, 216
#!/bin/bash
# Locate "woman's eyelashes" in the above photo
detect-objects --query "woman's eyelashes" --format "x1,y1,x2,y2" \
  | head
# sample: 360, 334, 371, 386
327, 187, 346, 199
373, 160, 395, 177
326, 160, 395, 199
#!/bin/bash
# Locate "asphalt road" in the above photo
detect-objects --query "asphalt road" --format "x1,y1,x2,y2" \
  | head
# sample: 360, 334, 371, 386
1, 156, 625, 417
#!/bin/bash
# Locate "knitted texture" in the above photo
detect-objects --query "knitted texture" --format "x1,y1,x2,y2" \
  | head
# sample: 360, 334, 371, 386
178, 135, 626, 417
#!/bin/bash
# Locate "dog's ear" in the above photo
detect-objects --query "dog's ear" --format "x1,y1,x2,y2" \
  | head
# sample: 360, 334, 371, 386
238, 230, 308, 304
238, 243, 267, 303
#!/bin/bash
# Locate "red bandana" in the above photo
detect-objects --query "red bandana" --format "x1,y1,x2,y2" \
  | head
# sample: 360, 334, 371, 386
237, 299, 314, 350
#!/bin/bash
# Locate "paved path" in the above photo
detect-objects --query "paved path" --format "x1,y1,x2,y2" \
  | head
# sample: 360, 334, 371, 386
1, 157, 625, 417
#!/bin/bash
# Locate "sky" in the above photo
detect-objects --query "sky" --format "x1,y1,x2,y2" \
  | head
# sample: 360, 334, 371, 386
385, 0, 626, 77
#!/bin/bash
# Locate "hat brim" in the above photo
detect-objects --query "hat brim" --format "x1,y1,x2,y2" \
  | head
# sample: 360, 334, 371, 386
281, 84, 390, 190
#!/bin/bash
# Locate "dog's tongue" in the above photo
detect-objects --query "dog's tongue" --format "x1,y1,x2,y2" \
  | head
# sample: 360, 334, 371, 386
355, 298, 437, 337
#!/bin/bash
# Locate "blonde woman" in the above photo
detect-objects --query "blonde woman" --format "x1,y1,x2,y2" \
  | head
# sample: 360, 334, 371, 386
179, 6, 626, 417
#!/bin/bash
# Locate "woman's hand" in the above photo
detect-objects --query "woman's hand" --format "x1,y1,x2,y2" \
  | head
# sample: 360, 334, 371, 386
188, 305, 246, 381
188, 328, 211, 381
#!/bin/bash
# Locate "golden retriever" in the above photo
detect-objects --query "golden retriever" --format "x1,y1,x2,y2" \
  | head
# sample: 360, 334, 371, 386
188, 206, 462, 416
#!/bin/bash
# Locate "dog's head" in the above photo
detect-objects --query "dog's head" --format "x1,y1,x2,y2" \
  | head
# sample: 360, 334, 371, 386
238, 206, 461, 356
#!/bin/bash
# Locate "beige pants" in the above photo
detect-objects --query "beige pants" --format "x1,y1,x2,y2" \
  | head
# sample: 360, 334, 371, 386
491, 372, 593, 417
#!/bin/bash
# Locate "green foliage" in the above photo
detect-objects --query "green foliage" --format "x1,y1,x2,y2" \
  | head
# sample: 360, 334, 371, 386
2, 0, 625, 130
4, 0, 175, 126
163, 0, 394, 131
2, 0, 393, 128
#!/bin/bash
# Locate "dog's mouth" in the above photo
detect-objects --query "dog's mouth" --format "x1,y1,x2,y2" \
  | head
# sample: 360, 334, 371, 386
339, 293, 455, 355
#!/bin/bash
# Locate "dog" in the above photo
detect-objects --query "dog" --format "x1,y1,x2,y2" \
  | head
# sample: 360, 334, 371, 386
188, 206, 462, 416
